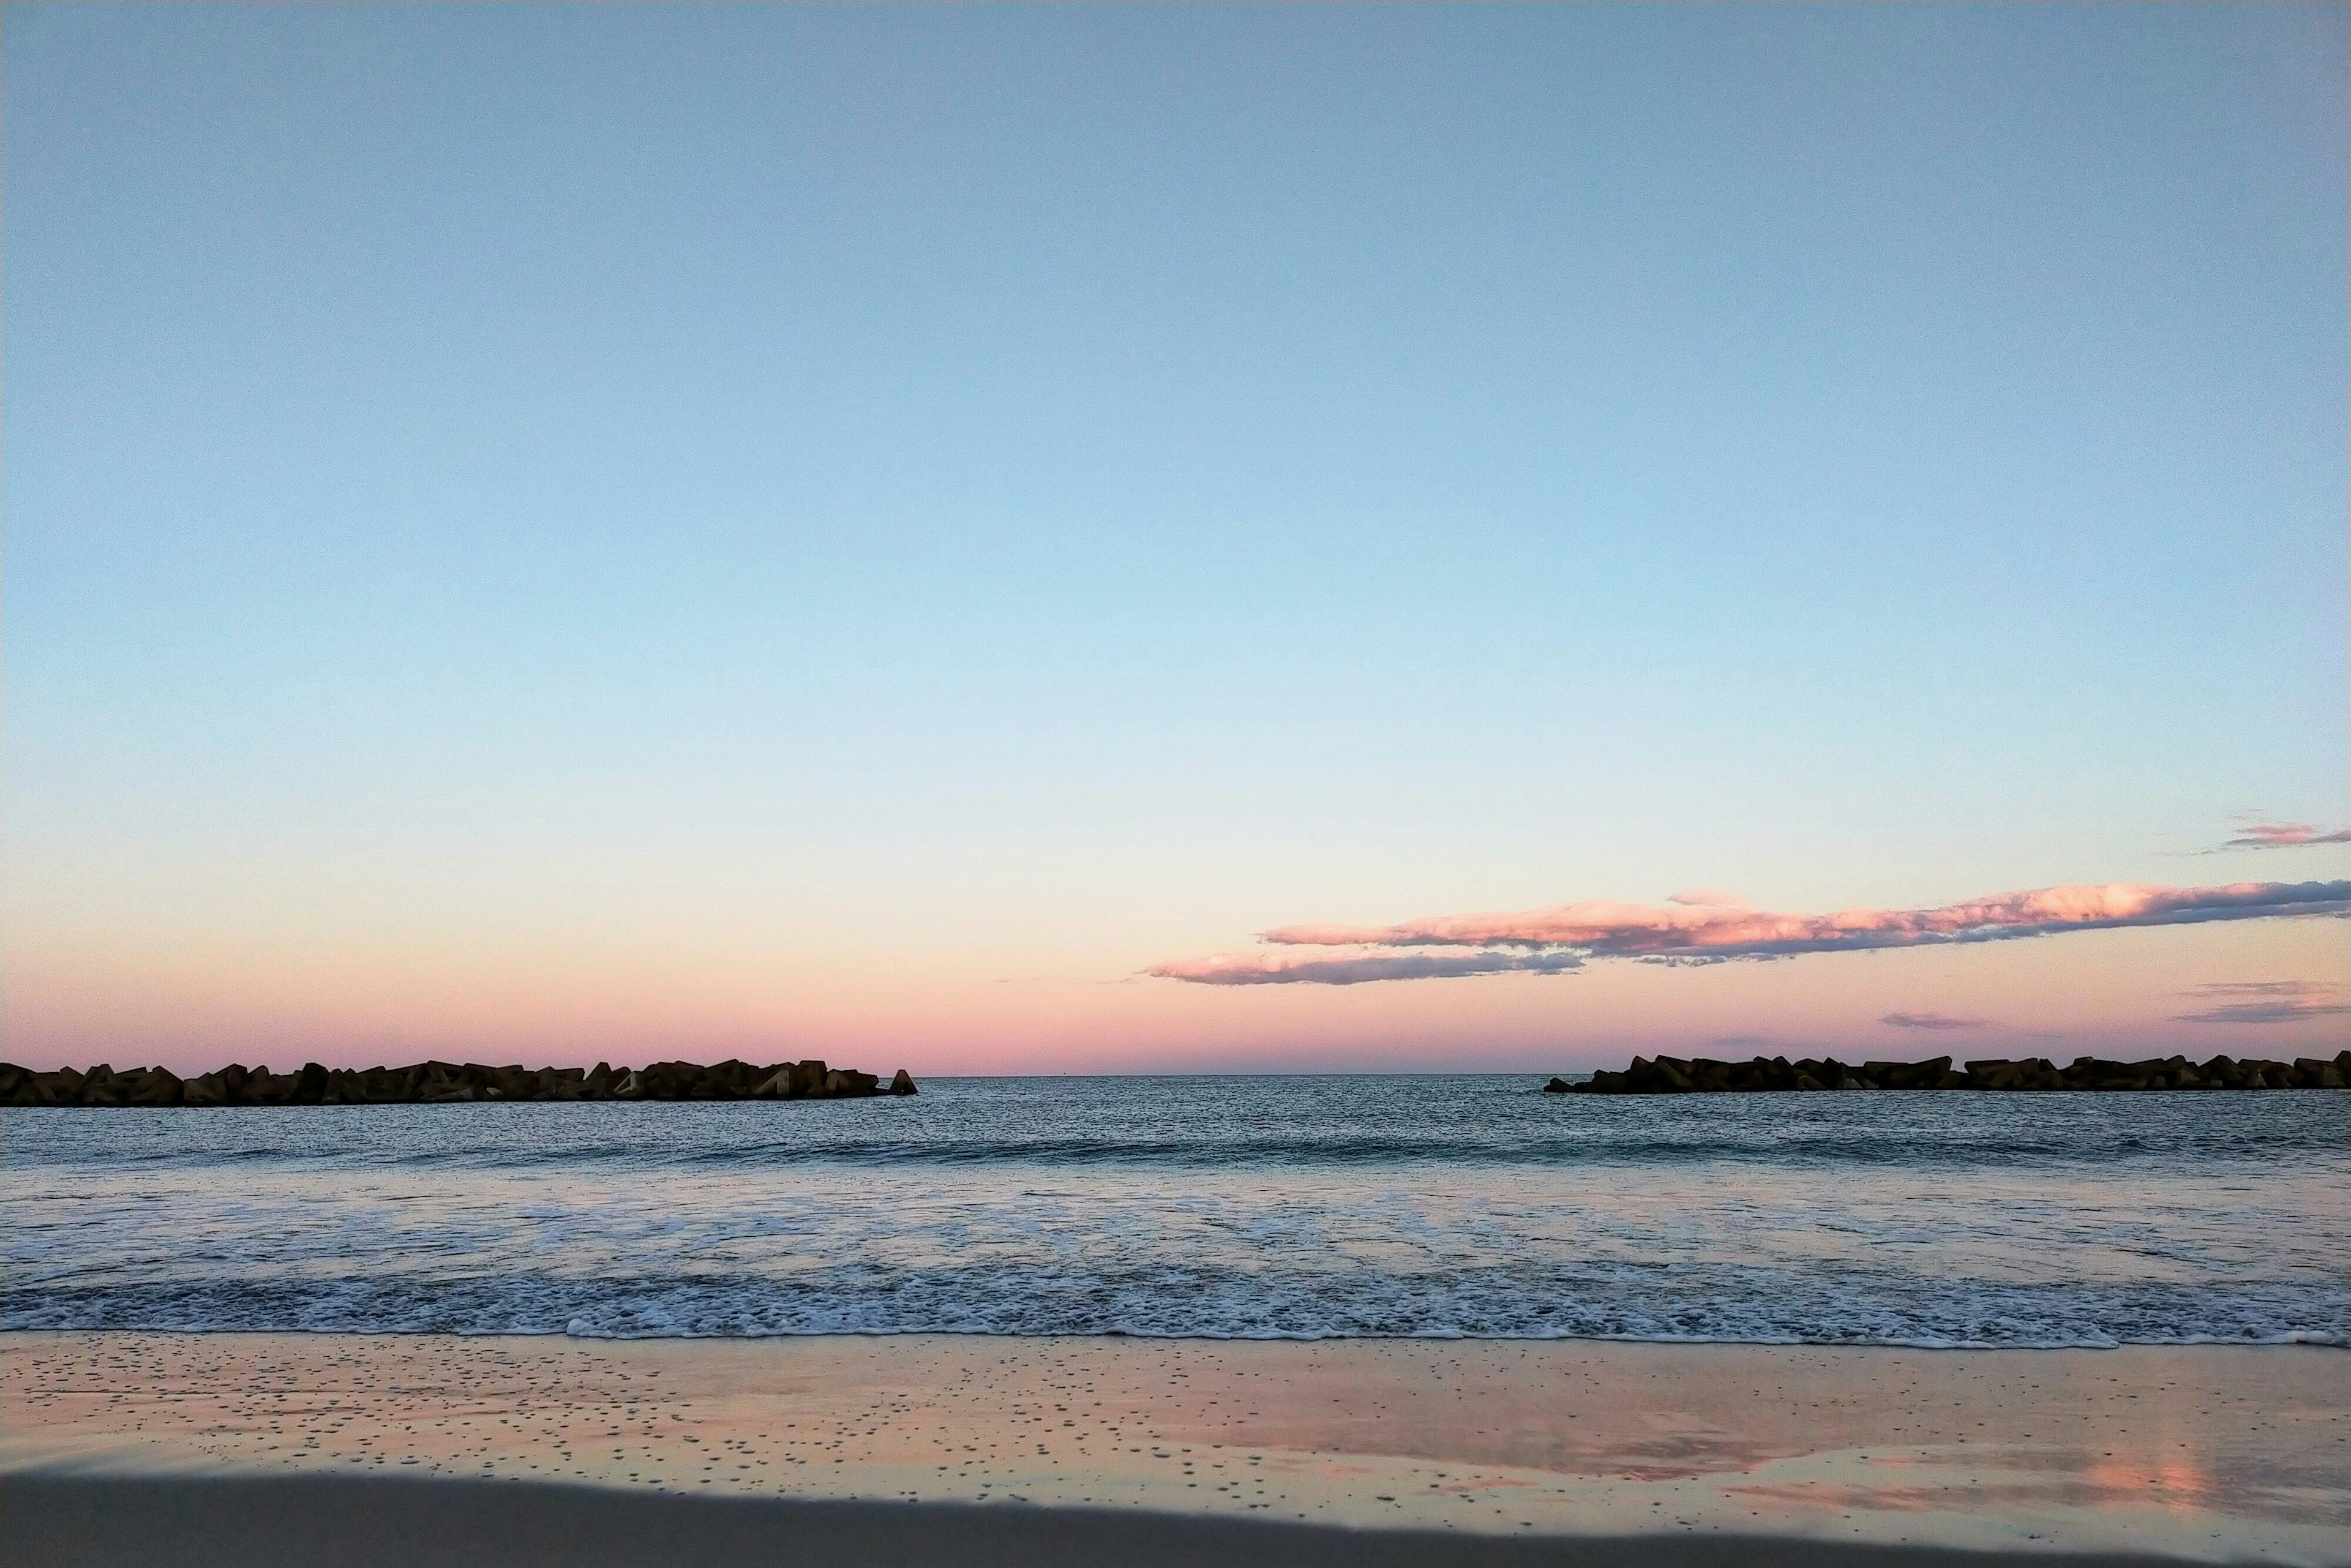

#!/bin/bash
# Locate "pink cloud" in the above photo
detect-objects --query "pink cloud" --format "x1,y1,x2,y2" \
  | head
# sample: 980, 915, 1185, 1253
1260, 880, 2347, 957
1881, 1011, 1991, 1031
2212, 817, 2351, 850
1149, 879, 2349, 986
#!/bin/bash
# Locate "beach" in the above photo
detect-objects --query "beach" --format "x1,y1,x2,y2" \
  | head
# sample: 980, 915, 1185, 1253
5, 1332, 2345, 1565
11, 1, 2349, 1561
7, 1086, 2346, 1561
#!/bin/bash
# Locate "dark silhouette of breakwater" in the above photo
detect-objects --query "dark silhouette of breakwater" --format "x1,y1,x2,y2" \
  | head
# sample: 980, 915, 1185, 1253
0, 1059, 915, 1106
1543, 1051, 2350, 1094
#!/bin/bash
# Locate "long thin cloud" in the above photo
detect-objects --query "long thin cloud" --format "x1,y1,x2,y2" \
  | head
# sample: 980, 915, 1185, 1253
1153, 949, 1587, 987
2172, 980, 2350, 1026
1149, 879, 2350, 986
2209, 818, 2351, 850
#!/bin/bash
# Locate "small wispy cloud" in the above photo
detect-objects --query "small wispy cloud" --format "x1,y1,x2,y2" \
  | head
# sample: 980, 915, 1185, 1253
1149, 879, 2350, 987
1881, 1011, 1990, 1031
2206, 813, 2351, 852
1668, 888, 1749, 907
2172, 980, 2350, 1026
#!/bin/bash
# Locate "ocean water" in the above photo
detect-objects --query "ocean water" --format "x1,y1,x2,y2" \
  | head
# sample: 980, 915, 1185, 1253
4, 1076, 2345, 1348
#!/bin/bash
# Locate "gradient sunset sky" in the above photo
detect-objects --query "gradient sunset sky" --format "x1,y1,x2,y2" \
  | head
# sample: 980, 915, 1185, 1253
5, 4, 2345, 1075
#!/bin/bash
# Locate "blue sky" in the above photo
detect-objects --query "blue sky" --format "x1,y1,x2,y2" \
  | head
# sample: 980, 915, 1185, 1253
5, 4, 2345, 1071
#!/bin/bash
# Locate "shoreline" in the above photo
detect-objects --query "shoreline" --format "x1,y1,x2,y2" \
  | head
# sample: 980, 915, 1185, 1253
6, 1332, 2346, 1565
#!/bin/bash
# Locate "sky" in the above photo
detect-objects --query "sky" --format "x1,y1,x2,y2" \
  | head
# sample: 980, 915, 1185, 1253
4, 3, 2346, 1076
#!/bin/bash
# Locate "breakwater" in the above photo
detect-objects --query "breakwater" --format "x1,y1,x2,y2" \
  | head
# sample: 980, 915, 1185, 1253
0, 1059, 916, 1107
1548, 1051, 2350, 1094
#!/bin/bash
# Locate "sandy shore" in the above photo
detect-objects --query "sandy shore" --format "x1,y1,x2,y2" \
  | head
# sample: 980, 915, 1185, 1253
4, 1333, 2345, 1565
4, 1472, 2255, 1568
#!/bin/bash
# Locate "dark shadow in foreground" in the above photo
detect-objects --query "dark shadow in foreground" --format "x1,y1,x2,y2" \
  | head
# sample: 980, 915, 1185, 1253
4, 1472, 2211, 1568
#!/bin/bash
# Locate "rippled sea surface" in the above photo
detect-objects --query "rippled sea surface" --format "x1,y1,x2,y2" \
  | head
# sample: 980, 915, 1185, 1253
6, 1077, 2345, 1346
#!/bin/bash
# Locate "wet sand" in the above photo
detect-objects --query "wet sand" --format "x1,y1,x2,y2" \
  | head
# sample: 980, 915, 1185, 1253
2, 1472, 2255, 1568
3, 1333, 2345, 1565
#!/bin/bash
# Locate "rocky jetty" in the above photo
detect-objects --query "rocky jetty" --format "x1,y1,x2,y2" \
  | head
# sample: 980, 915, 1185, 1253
1545, 1050, 2350, 1094
0, 1058, 918, 1108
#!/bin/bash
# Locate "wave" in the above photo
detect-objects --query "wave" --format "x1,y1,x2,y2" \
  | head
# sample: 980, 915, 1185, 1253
8, 1124, 2341, 1174
7, 1269, 2342, 1348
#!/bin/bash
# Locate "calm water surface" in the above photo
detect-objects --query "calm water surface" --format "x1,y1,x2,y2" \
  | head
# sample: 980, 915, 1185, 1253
6, 1076, 2344, 1346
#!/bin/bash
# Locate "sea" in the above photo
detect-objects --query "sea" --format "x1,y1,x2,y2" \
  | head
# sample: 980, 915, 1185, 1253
5, 1076, 2345, 1348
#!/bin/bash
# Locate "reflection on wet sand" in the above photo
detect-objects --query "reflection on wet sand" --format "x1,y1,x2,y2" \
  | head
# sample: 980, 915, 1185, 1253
4, 1333, 2345, 1562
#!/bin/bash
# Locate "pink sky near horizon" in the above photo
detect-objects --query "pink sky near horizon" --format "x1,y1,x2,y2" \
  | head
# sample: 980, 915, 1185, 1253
6, 882, 2343, 1077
